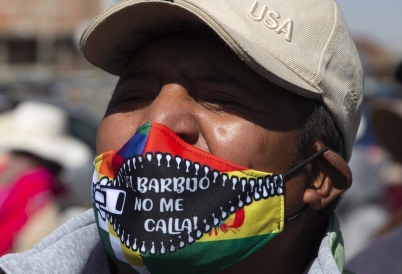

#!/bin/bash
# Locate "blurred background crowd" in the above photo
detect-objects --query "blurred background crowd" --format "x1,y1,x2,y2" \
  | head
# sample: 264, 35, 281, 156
0, 0, 401, 270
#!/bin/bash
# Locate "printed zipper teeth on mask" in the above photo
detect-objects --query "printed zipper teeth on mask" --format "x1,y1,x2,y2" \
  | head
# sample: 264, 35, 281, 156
95, 152, 284, 255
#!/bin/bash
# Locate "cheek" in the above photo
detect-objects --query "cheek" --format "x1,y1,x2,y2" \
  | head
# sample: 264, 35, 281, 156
205, 122, 251, 164
96, 113, 140, 154
206, 120, 298, 172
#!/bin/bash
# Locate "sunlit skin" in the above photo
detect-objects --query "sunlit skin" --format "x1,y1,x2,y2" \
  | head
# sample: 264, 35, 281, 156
96, 36, 338, 273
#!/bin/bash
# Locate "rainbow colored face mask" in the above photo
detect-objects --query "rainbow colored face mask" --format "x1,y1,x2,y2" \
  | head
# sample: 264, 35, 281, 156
91, 122, 324, 274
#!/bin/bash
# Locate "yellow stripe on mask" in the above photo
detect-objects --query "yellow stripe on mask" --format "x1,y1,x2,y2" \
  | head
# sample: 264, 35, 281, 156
199, 170, 284, 242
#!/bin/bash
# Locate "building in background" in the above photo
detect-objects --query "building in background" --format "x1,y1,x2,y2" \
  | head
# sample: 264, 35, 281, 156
0, 0, 103, 80
0, 0, 119, 120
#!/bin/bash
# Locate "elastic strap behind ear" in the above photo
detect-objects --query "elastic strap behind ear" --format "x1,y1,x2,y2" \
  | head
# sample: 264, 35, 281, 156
285, 205, 308, 223
283, 147, 329, 179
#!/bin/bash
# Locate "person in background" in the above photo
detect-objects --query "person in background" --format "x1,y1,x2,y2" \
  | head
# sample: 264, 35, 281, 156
0, 101, 91, 255
335, 99, 389, 261
345, 96, 402, 273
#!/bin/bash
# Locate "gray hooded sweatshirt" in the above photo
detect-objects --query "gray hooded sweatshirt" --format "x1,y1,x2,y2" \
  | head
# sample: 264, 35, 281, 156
0, 210, 351, 274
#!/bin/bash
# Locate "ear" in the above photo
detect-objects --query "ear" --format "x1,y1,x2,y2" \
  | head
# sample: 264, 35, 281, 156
303, 142, 352, 210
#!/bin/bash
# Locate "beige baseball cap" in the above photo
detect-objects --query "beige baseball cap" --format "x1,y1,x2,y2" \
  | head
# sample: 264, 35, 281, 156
80, 0, 363, 161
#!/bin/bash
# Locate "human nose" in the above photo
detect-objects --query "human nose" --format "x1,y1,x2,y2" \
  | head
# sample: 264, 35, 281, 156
144, 83, 200, 145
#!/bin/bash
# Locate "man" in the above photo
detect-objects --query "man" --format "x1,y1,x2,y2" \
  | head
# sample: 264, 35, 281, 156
0, 0, 362, 273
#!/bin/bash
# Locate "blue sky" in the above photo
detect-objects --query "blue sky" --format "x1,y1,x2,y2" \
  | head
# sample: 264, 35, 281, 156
335, 0, 402, 53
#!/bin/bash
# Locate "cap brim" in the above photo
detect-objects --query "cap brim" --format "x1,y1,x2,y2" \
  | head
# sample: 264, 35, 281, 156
80, 0, 322, 100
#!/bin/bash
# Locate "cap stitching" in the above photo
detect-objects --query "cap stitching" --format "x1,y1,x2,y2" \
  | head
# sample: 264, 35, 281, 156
179, 0, 321, 96
311, 0, 338, 89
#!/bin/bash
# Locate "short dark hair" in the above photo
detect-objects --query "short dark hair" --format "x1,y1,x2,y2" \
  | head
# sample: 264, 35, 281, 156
292, 94, 345, 160
292, 93, 345, 221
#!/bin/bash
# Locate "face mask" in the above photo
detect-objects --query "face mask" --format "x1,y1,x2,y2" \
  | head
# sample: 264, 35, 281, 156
91, 122, 327, 274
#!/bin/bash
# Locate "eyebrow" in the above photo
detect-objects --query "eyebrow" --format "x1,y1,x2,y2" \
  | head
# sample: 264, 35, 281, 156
189, 67, 255, 93
116, 67, 155, 90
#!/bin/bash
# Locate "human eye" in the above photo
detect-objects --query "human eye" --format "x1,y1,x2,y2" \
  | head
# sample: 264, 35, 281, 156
208, 99, 240, 107
120, 92, 150, 103
108, 89, 154, 111
201, 92, 244, 111
107, 68, 157, 111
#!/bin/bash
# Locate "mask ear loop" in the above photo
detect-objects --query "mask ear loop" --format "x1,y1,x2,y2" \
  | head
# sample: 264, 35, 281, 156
282, 147, 329, 179
282, 147, 330, 223
285, 205, 308, 223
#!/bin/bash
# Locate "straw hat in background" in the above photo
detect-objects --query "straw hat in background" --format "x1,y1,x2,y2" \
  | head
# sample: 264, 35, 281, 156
0, 100, 91, 170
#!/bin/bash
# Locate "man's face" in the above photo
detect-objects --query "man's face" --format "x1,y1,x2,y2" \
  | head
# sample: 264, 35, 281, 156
97, 34, 305, 218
